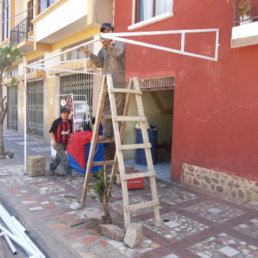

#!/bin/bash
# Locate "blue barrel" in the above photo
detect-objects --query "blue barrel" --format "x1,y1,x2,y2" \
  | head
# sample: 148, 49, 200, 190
135, 128, 157, 165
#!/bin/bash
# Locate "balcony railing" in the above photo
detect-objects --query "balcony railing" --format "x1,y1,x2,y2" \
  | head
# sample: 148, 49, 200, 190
10, 16, 33, 46
234, 0, 258, 25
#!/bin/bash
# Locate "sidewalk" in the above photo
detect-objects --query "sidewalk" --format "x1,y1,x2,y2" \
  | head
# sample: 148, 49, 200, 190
0, 130, 257, 258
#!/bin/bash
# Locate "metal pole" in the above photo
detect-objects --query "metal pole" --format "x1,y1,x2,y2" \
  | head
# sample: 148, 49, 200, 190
23, 67, 27, 172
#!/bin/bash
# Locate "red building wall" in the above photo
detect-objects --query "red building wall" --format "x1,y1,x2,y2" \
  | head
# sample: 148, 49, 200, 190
114, 0, 258, 182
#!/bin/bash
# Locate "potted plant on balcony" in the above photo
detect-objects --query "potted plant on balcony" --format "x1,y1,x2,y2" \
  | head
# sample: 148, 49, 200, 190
238, 0, 252, 24
226, 0, 252, 25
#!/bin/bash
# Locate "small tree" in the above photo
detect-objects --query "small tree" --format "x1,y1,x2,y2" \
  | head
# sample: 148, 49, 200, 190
0, 44, 22, 158
93, 168, 112, 224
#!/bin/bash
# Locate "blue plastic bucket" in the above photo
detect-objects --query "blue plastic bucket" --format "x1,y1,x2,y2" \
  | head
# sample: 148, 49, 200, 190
135, 128, 157, 165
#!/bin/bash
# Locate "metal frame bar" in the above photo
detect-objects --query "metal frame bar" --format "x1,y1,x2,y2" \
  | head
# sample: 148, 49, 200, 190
100, 29, 220, 61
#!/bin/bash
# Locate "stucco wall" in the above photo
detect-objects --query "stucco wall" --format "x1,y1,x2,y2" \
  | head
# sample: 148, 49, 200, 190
114, 0, 258, 182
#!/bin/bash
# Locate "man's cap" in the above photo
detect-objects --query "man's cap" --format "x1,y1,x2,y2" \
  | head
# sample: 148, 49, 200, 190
60, 107, 69, 113
100, 23, 114, 33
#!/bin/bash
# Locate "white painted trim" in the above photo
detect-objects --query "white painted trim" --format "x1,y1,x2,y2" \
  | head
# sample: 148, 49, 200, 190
128, 12, 173, 31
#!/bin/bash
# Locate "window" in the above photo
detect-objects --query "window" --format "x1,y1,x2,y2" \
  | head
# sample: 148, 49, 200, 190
2, 0, 9, 41
27, 0, 34, 32
135, 0, 172, 23
11, 66, 18, 78
38, 0, 55, 14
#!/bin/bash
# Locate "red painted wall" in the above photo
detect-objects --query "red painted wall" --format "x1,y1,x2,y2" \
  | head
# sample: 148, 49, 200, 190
114, 0, 258, 182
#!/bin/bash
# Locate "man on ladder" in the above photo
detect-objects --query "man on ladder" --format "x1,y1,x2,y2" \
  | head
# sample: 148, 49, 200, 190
80, 23, 126, 142
80, 24, 161, 228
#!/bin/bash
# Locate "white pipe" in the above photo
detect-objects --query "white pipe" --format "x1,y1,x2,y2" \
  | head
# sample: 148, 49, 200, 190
100, 28, 219, 37
25, 37, 100, 68
24, 67, 27, 172
28, 65, 101, 75
11, 216, 27, 233
215, 29, 220, 61
0, 224, 35, 256
0, 204, 31, 256
1, 231, 17, 254
11, 218, 45, 257
181, 32, 185, 52
102, 34, 217, 61
26, 28, 219, 69
0, 205, 45, 257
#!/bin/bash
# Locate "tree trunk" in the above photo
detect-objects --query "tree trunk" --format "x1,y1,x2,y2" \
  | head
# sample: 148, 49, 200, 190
102, 194, 112, 224
101, 165, 112, 224
0, 121, 6, 158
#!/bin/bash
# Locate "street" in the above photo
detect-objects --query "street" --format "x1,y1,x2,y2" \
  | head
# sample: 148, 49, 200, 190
0, 130, 257, 258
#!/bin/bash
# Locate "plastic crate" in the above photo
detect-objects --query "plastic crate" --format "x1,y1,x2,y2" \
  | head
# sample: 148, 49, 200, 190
126, 177, 144, 189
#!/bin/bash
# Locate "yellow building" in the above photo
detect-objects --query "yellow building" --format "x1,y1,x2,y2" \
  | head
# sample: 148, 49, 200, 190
1, 0, 113, 142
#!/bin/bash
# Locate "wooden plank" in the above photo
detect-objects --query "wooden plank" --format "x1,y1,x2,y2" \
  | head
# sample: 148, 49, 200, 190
126, 200, 159, 212
81, 75, 107, 206
133, 77, 161, 226
106, 74, 131, 228
110, 88, 142, 95
114, 116, 147, 122
101, 115, 112, 119
120, 143, 151, 150
123, 171, 155, 180
92, 160, 114, 166
96, 138, 114, 143
107, 78, 133, 200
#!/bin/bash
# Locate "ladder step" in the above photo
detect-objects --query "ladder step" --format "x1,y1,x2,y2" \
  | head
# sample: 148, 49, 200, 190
97, 138, 114, 143
110, 89, 142, 95
126, 200, 159, 212
92, 160, 114, 166
120, 143, 151, 150
124, 171, 155, 180
101, 115, 112, 119
114, 116, 146, 122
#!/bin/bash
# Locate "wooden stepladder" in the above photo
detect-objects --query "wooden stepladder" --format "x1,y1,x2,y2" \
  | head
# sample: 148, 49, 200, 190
81, 74, 160, 228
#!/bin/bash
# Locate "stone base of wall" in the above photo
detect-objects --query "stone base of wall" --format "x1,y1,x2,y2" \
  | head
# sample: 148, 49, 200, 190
181, 163, 258, 203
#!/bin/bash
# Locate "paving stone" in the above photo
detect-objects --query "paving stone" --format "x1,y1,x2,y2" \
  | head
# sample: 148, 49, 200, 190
234, 217, 258, 239
188, 233, 258, 257
184, 200, 245, 222
144, 211, 208, 242
0, 133, 257, 258
123, 223, 143, 248
100, 224, 124, 241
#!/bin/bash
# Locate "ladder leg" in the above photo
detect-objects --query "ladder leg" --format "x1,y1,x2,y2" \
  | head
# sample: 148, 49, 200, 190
81, 75, 107, 206
108, 79, 133, 199
133, 77, 161, 226
106, 74, 131, 228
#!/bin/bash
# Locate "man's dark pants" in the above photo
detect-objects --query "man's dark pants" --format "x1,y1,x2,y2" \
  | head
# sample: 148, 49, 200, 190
50, 142, 71, 175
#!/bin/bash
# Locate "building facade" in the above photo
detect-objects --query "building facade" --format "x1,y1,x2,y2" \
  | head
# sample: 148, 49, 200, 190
1, 0, 113, 141
114, 0, 258, 202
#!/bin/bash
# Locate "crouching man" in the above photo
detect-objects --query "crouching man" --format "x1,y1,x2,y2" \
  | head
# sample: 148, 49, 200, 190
49, 107, 73, 176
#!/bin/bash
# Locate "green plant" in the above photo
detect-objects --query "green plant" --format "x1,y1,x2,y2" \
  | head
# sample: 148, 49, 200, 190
226, 0, 251, 17
238, 0, 251, 16
0, 44, 22, 158
92, 169, 112, 224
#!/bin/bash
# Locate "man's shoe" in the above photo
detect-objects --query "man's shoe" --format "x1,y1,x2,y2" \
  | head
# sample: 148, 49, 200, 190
55, 171, 66, 176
